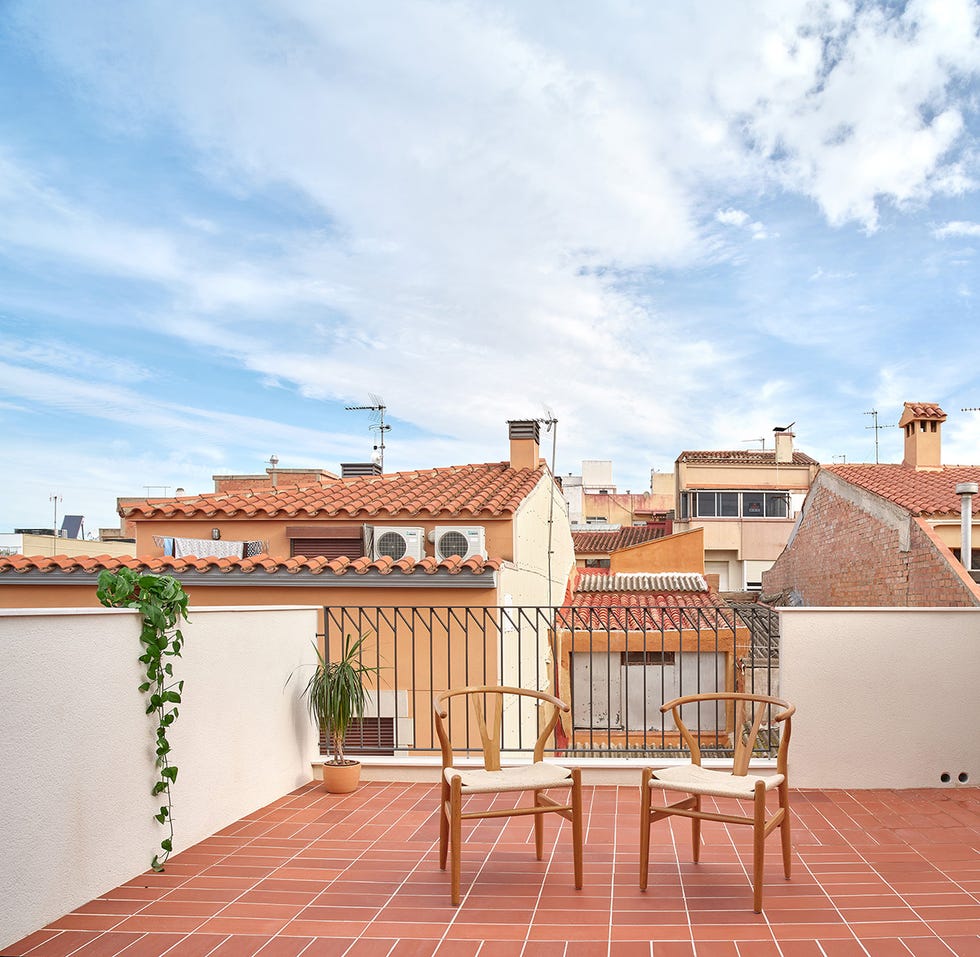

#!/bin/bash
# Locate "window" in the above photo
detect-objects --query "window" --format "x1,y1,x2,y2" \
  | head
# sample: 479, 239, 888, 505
585, 558, 611, 568
684, 490, 792, 519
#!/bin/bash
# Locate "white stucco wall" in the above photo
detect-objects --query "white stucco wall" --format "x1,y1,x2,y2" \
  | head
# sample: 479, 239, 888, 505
779, 607, 979, 789
0, 605, 318, 949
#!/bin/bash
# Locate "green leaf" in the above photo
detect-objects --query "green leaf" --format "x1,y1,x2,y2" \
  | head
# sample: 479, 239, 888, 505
161, 838, 172, 853
161, 766, 178, 782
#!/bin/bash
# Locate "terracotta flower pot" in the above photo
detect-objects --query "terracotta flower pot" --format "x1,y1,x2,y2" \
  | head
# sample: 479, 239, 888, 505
321, 760, 361, 794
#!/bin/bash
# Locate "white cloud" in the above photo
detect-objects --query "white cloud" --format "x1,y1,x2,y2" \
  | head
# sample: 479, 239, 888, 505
934, 221, 980, 238
716, 208, 750, 227
1, 0, 979, 515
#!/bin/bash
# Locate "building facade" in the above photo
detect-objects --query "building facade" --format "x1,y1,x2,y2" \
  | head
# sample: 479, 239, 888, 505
673, 428, 820, 591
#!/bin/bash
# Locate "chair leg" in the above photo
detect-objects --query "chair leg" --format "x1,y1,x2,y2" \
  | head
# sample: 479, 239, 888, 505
450, 777, 462, 906
691, 794, 701, 863
571, 768, 583, 890
639, 769, 652, 891
533, 789, 544, 861
752, 779, 766, 913
778, 779, 792, 879
438, 778, 450, 870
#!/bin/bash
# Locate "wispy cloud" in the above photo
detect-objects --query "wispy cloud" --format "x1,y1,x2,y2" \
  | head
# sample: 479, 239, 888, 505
1, 0, 979, 529
934, 221, 980, 238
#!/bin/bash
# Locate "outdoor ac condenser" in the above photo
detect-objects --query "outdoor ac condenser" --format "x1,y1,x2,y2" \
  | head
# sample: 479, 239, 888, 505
370, 526, 425, 561
433, 525, 487, 562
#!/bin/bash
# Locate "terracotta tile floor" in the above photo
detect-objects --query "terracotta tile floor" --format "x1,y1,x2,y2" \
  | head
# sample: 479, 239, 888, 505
8, 783, 979, 957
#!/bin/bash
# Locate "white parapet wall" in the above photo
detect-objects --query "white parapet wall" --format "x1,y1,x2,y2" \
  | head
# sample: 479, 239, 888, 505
0, 605, 319, 950
779, 607, 980, 790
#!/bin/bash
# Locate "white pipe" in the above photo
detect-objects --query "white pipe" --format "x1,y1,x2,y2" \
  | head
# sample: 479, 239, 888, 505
955, 482, 978, 570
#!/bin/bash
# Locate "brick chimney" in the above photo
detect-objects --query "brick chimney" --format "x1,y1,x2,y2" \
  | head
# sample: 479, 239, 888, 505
507, 419, 541, 470
898, 402, 946, 471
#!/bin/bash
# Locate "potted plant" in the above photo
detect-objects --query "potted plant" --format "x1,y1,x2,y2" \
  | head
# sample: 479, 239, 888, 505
302, 632, 379, 793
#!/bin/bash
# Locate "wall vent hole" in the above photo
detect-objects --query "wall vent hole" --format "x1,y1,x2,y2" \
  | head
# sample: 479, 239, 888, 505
940, 772, 951, 783
958, 772, 969, 784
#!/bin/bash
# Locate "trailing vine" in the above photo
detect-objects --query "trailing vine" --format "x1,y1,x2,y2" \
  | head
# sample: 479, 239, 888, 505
97, 568, 189, 872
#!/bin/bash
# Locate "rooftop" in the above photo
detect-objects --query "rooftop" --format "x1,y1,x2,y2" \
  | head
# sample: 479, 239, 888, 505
9, 781, 978, 957
571, 526, 667, 553
0, 552, 502, 580
676, 450, 819, 466
825, 464, 980, 517
120, 461, 544, 521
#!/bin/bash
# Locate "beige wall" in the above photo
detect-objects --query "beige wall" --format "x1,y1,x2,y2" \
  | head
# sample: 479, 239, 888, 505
609, 528, 705, 575
779, 607, 979, 789
133, 516, 518, 562
2, 534, 135, 558
0, 605, 318, 950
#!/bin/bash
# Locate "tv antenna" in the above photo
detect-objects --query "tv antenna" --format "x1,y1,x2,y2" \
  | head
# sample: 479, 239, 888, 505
864, 409, 895, 464
742, 437, 766, 450
345, 394, 391, 471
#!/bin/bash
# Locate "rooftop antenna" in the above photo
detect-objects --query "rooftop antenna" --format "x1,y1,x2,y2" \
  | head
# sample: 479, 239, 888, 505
49, 493, 61, 553
345, 394, 391, 471
742, 437, 766, 450
832, 454, 847, 463
864, 409, 895, 464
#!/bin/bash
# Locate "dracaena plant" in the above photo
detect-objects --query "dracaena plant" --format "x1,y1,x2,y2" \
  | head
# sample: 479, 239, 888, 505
302, 632, 379, 765
97, 568, 189, 871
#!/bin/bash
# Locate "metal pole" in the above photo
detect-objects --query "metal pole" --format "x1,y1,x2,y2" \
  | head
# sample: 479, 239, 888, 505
956, 482, 978, 570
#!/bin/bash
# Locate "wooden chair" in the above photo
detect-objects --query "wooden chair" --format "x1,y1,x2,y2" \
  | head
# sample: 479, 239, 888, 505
434, 685, 583, 905
639, 692, 795, 913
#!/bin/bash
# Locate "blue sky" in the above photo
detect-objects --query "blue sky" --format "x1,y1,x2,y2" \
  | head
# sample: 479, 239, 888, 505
2, 0, 979, 535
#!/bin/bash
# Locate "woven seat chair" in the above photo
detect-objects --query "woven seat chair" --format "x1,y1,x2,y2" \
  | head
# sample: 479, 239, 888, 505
434, 685, 583, 905
640, 692, 795, 913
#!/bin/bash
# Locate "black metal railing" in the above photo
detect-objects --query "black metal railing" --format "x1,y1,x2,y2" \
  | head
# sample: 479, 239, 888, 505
319, 603, 780, 759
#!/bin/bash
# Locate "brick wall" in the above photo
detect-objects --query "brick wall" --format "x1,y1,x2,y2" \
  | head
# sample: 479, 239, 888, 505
762, 476, 980, 606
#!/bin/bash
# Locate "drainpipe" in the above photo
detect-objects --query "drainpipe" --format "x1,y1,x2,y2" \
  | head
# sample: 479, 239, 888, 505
955, 482, 978, 570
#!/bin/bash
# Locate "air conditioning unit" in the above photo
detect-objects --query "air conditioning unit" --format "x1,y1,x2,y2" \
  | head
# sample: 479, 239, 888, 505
370, 526, 425, 561
434, 525, 487, 562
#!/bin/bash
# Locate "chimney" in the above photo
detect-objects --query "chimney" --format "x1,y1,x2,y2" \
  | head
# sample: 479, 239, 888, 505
956, 482, 978, 570
898, 402, 946, 470
774, 429, 794, 464
508, 419, 541, 470
341, 462, 382, 478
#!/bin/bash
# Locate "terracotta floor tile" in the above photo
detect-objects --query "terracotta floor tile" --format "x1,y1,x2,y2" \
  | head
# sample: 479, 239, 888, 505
252, 939, 316, 957
298, 940, 359, 957
65, 933, 145, 957
811, 942, 870, 957
10, 783, 979, 957
206, 937, 274, 957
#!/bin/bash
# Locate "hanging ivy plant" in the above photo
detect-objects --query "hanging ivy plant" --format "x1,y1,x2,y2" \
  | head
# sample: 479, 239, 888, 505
97, 567, 189, 872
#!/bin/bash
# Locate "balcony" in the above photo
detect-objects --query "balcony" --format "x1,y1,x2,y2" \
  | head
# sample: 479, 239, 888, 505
2, 605, 977, 955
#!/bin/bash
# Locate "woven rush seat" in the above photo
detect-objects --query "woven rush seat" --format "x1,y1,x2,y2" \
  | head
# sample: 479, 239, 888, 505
434, 685, 584, 904
445, 761, 573, 794
650, 764, 784, 799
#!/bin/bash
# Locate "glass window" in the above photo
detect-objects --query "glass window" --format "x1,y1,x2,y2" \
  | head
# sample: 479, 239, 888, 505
719, 492, 739, 516
765, 493, 789, 517
696, 492, 716, 516
680, 492, 689, 519
743, 492, 764, 517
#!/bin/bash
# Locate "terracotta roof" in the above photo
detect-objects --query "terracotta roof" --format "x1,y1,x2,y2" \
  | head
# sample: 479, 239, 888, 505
119, 461, 542, 520
560, 569, 726, 629
0, 552, 501, 579
824, 464, 980, 516
560, 588, 726, 630
571, 526, 666, 553
676, 450, 818, 466
576, 572, 707, 592
898, 402, 947, 426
